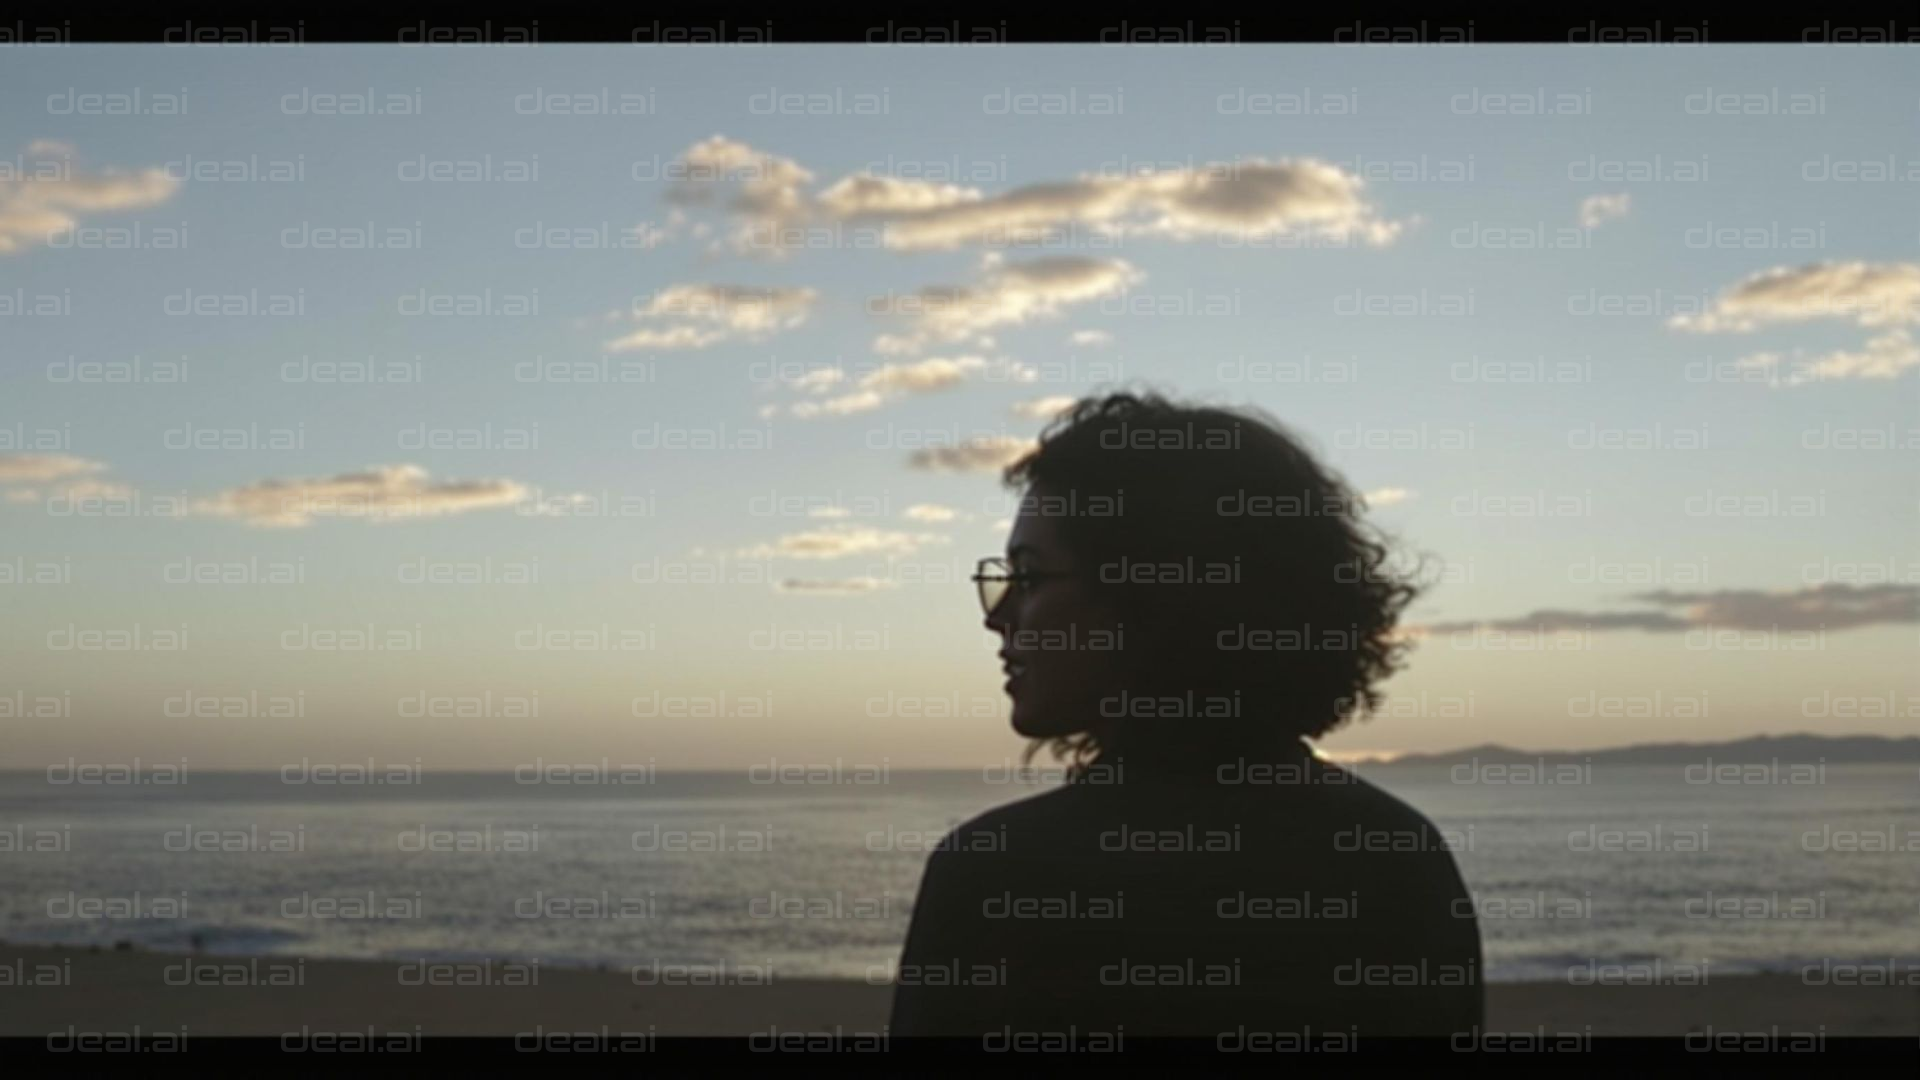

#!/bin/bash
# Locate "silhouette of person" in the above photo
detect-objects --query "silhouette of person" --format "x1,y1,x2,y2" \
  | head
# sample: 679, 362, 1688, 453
890, 391, 1483, 1043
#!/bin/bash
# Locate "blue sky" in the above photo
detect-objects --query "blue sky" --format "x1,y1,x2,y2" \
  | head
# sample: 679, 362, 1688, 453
2, 44, 1916, 767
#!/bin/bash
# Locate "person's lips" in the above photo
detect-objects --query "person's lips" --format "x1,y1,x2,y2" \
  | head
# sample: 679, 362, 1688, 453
998, 651, 1028, 690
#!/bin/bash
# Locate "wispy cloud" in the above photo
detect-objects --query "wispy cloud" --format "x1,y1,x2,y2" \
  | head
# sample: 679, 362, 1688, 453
868, 159, 1409, 250
903, 503, 961, 522
764, 356, 1022, 419
1415, 584, 1920, 636
0, 142, 180, 254
1635, 584, 1920, 631
604, 325, 733, 351
1671, 261, 1920, 334
860, 355, 989, 394
1735, 328, 1920, 385
1418, 610, 1691, 635
816, 173, 983, 216
0, 453, 108, 482
871, 256, 1142, 355
1364, 487, 1415, 507
638, 284, 819, 333
654, 136, 1408, 256
193, 465, 529, 528
662, 136, 817, 255
606, 284, 818, 353
5, 477, 133, 504
788, 367, 845, 394
905, 436, 1037, 474
1010, 395, 1078, 420
781, 389, 886, 418
1672, 261, 1920, 384
737, 525, 950, 560
0, 454, 128, 503
774, 576, 900, 595
1577, 193, 1630, 229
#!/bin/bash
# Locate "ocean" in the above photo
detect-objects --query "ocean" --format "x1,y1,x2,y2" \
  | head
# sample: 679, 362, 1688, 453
2, 764, 1915, 983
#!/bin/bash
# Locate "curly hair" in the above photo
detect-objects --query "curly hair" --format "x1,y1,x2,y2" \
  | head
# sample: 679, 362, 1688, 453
1000, 387, 1423, 772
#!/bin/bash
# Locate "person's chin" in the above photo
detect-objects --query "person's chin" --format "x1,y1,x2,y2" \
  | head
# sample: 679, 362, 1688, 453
1009, 701, 1078, 739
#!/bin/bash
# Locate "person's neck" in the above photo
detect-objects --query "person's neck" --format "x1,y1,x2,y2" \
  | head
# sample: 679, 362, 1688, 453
1085, 728, 1313, 783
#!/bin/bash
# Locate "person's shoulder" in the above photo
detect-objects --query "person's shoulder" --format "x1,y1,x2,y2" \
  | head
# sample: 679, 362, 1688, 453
1336, 764, 1436, 816
948, 781, 1084, 834
1309, 762, 1473, 880
1305, 761, 1463, 847
933, 782, 1092, 857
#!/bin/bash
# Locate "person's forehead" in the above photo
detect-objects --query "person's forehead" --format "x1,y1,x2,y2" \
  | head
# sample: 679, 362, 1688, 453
1006, 498, 1064, 557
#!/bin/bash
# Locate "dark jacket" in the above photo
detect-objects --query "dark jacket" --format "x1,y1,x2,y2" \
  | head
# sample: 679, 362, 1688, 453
889, 746, 1483, 1041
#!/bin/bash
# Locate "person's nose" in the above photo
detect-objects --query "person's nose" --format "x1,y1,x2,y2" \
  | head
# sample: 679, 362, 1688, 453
983, 592, 1014, 638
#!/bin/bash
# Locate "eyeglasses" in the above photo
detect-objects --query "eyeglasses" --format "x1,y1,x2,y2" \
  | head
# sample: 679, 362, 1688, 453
971, 556, 1073, 616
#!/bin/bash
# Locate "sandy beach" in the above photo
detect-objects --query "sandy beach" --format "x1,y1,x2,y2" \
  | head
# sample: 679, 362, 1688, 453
1, 943, 1913, 1041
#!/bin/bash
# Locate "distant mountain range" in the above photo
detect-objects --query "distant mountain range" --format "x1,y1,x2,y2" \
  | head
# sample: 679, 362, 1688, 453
1347, 733, 1920, 767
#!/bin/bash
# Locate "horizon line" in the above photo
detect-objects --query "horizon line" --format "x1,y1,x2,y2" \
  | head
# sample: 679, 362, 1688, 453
2, 730, 1913, 775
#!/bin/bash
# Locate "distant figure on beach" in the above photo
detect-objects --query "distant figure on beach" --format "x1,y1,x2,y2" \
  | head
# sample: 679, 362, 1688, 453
891, 390, 1483, 1041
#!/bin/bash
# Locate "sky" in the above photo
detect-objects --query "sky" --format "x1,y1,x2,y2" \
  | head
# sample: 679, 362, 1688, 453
2, 44, 1917, 769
